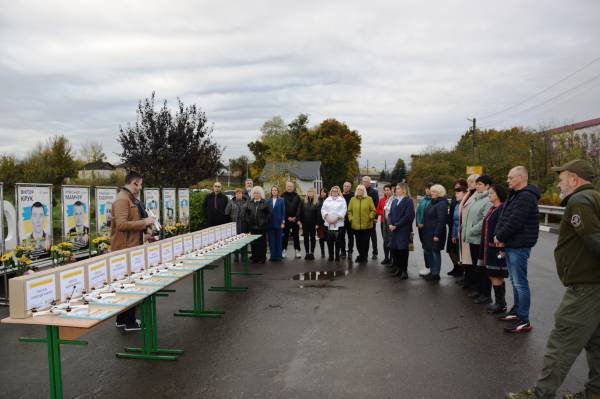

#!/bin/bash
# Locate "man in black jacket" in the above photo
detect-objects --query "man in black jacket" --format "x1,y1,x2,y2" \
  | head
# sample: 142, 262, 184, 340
494, 166, 540, 334
204, 182, 230, 227
362, 176, 380, 259
282, 181, 302, 258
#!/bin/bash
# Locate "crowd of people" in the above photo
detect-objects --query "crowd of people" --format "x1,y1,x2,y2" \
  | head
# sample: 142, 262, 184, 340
113, 159, 599, 398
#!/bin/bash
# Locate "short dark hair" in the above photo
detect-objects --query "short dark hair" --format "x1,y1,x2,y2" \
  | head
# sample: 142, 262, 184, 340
453, 178, 468, 190
73, 200, 83, 207
490, 184, 507, 202
31, 201, 46, 215
426, 182, 434, 189
383, 184, 392, 190
476, 175, 493, 186
125, 171, 143, 184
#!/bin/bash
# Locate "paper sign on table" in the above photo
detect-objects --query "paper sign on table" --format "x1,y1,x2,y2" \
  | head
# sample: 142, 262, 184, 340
59, 266, 85, 302
147, 244, 160, 267
26, 274, 56, 312
109, 254, 128, 281
87, 259, 108, 290
130, 249, 146, 273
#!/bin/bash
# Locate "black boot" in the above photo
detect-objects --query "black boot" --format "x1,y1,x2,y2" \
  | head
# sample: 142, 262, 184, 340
487, 283, 507, 314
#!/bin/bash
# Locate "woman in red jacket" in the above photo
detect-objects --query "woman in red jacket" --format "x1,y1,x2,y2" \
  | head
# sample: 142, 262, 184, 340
376, 184, 393, 264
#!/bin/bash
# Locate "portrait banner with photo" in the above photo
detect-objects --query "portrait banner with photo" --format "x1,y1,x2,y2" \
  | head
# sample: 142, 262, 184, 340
178, 188, 190, 226
0, 183, 4, 253
95, 187, 117, 236
62, 186, 90, 251
162, 188, 176, 226
16, 184, 53, 257
144, 188, 160, 221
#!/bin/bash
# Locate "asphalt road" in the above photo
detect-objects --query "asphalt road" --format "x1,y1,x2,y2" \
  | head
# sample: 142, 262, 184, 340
0, 230, 589, 398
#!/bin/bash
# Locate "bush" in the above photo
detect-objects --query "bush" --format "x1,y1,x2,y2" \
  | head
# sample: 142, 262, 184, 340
189, 190, 209, 231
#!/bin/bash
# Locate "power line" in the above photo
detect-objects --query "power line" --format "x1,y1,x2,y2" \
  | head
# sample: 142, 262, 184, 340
479, 55, 600, 121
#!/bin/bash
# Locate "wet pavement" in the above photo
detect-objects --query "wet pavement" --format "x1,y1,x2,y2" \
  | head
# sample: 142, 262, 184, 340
0, 231, 589, 398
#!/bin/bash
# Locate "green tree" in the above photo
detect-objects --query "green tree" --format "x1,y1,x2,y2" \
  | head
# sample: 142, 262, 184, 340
296, 118, 361, 188
389, 158, 407, 183
118, 92, 222, 187
247, 140, 270, 179
229, 155, 250, 185
21, 135, 78, 187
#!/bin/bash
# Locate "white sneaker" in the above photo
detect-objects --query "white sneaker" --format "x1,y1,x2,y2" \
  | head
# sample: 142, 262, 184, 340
418, 267, 431, 277
295, 250, 301, 259
282, 250, 287, 259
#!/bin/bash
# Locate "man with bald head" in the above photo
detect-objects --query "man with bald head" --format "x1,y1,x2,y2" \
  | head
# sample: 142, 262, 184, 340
494, 166, 540, 334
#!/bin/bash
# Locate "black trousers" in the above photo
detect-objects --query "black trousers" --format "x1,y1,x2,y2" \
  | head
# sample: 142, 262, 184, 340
391, 248, 409, 272
354, 229, 371, 260
250, 229, 267, 262
370, 224, 378, 255
302, 223, 316, 254
326, 227, 345, 259
342, 224, 354, 252
116, 307, 136, 326
464, 243, 481, 289
283, 220, 300, 251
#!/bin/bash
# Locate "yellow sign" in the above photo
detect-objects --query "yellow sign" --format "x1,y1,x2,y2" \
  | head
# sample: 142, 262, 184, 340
466, 165, 483, 175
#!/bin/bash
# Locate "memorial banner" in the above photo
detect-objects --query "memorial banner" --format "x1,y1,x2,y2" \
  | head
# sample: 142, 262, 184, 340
178, 188, 190, 225
144, 188, 160, 221
16, 184, 52, 256
95, 187, 117, 236
62, 186, 90, 250
0, 183, 4, 254
162, 188, 176, 226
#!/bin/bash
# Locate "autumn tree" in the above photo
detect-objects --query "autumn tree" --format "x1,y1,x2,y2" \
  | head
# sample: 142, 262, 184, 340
80, 140, 107, 163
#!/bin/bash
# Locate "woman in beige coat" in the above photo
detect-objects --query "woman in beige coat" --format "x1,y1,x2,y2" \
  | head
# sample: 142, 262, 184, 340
458, 174, 479, 290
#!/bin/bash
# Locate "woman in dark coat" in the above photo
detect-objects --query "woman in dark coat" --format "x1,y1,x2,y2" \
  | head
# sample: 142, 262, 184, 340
446, 178, 467, 277
266, 186, 286, 262
298, 187, 320, 260
316, 187, 328, 259
388, 183, 415, 280
422, 184, 448, 281
244, 187, 271, 263
480, 184, 508, 314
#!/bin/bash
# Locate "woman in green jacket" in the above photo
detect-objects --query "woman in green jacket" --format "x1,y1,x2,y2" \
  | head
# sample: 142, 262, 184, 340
347, 184, 376, 263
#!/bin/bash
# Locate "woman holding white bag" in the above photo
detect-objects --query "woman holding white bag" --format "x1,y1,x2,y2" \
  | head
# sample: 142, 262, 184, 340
321, 185, 348, 261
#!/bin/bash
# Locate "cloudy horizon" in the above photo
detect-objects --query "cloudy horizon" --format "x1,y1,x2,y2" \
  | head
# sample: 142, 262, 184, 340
1, 1, 599, 170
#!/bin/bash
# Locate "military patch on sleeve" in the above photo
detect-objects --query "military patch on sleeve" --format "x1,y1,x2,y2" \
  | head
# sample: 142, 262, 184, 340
571, 214, 582, 227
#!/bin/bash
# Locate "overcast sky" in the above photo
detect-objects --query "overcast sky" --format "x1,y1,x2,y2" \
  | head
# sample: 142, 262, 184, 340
1, 1, 599, 170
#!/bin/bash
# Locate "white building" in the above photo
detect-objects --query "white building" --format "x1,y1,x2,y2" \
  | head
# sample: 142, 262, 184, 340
259, 161, 322, 195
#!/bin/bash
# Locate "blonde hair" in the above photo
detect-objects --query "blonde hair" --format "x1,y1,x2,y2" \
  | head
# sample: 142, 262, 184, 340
329, 185, 341, 196
396, 182, 410, 197
305, 187, 316, 203
467, 174, 480, 183
354, 184, 367, 198
251, 186, 265, 199
429, 184, 447, 197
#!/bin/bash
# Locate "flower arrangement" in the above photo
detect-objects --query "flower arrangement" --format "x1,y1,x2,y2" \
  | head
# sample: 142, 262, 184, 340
162, 225, 177, 238
51, 242, 75, 266
175, 222, 187, 235
91, 236, 111, 255
1, 245, 35, 276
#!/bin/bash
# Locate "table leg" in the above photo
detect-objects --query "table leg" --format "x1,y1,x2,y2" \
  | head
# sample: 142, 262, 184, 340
209, 254, 248, 292
175, 269, 224, 318
117, 295, 184, 361
231, 245, 263, 276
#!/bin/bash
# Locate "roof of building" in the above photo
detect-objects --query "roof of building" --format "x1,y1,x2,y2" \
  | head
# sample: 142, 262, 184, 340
259, 161, 322, 181
81, 161, 115, 171
544, 117, 600, 136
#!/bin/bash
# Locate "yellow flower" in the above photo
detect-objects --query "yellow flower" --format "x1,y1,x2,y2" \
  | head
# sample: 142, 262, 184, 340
1, 252, 14, 263
58, 242, 74, 249
50, 245, 59, 252
18, 256, 32, 265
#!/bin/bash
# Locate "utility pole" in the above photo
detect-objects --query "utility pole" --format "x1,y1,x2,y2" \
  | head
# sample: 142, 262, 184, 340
467, 117, 477, 164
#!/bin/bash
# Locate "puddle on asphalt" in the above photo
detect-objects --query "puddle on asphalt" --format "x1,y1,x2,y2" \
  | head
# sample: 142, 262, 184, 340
291, 270, 349, 281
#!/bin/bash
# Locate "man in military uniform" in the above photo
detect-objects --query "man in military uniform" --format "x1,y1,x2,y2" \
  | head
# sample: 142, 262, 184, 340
507, 159, 600, 399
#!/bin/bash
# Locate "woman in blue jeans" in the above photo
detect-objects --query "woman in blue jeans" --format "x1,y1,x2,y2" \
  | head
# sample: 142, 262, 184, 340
421, 184, 448, 281
266, 186, 286, 262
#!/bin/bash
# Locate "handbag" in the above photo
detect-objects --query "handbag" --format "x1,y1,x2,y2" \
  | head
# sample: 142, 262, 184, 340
316, 225, 326, 240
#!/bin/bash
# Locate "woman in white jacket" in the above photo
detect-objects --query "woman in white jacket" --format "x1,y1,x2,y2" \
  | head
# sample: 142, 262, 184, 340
321, 186, 348, 261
